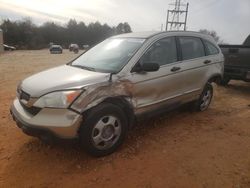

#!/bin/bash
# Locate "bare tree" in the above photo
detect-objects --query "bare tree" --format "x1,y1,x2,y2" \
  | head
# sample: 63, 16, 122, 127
199, 29, 223, 44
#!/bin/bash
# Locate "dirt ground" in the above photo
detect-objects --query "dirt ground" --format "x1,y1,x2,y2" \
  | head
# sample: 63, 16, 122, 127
0, 50, 250, 188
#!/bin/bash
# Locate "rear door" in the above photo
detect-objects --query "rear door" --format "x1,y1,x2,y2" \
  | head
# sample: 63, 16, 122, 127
176, 36, 210, 94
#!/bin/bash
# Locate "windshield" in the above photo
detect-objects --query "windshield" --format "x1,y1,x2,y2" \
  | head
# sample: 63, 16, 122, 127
71, 38, 145, 73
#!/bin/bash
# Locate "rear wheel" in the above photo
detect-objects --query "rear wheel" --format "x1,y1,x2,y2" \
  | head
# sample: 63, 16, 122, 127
79, 103, 128, 157
195, 83, 213, 111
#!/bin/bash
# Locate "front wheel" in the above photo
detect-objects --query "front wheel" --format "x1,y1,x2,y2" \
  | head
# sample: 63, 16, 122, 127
79, 103, 128, 157
195, 83, 213, 111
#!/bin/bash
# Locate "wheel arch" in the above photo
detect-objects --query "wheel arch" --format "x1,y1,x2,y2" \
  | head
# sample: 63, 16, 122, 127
81, 96, 136, 130
207, 74, 222, 84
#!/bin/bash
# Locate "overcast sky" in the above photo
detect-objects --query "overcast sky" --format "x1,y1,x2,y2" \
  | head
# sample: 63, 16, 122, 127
0, 0, 249, 44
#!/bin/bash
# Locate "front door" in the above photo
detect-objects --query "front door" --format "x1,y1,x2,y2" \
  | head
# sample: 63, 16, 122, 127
126, 37, 186, 113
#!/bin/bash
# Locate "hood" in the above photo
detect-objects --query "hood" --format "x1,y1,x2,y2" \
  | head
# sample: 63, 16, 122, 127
21, 65, 110, 97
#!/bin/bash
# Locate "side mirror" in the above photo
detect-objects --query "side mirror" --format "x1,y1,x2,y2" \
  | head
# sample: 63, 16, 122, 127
141, 63, 160, 72
132, 62, 160, 73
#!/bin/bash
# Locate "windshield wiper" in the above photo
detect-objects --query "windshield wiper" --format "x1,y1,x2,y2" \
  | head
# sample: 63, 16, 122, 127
71, 64, 96, 72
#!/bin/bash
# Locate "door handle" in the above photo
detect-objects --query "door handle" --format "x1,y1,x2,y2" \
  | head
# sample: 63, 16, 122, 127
204, 60, 212, 64
171, 67, 181, 72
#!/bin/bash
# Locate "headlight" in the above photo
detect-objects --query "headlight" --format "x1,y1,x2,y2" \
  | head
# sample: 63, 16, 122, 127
33, 90, 82, 108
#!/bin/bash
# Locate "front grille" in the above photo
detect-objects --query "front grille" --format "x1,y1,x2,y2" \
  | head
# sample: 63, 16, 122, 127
18, 90, 41, 116
20, 90, 30, 101
20, 102, 41, 116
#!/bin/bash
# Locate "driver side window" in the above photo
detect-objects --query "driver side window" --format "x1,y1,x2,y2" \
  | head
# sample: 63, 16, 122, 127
140, 37, 178, 66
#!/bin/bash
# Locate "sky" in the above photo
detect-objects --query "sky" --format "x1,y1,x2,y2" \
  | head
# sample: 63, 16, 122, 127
0, 0, 249, 44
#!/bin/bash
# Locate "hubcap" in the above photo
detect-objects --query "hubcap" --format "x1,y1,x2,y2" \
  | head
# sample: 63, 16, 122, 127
200, 90, 212, 111
91, 115, 121, 150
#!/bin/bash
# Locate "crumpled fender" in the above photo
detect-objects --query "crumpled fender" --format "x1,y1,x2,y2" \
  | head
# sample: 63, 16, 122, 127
71, 78, 136, 113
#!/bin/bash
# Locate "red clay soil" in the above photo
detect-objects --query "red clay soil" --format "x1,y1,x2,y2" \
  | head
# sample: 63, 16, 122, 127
0, 50, 250, 188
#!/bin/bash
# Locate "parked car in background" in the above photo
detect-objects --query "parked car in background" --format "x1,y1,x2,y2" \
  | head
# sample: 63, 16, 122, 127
50, 45, 63, 54
219, 35, 250, 85
4, 44, 16, 51
82, 45, 90, 51
10, 31, 223, 156
69, 44, 79, 52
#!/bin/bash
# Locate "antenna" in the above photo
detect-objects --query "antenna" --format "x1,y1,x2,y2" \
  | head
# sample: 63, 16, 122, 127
166, 0, 189, 31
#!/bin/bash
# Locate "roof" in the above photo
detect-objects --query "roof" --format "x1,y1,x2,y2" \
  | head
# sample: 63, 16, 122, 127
112, 31, 161, 39
112, 31, 215, 41
52, 45, 61, 47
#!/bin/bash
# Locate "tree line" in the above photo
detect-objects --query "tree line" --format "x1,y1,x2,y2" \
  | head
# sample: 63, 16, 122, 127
0, 19, 132, 50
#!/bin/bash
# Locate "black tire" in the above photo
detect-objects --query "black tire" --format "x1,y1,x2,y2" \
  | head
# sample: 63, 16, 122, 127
194, 83, 213, 112
79, 102, 128, 157
219, 77, 230, 86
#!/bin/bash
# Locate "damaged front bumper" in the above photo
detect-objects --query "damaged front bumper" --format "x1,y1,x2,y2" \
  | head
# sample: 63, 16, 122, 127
10, 98, 82, 140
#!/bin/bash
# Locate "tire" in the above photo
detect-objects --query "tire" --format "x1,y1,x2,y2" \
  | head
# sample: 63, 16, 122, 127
194, 83, 213, 111
79, 102, 128, 157
219, 77, 230, 86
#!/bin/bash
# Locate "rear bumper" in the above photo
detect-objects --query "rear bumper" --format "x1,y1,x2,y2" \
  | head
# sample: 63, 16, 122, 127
50, 50, 62, 54
10, 98, 82, 140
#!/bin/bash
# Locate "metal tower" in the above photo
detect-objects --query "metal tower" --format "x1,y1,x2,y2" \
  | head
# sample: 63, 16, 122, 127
166, 0, 189, 31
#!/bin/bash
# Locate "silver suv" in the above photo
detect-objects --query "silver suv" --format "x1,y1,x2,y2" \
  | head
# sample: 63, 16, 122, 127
10, 31, 224, 156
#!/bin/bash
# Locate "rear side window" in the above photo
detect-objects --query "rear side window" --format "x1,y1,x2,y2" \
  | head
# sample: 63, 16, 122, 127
141, 37, 178, 66
204, 40, 219, 55
179, 37, 205, 60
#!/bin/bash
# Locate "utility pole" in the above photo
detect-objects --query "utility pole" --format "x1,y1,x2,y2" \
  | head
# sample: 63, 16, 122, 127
166, 0, 189, 31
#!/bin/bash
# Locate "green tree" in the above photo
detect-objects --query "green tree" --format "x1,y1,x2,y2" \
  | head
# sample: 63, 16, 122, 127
0, 18, 133, 49
116, 22, 132, 34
